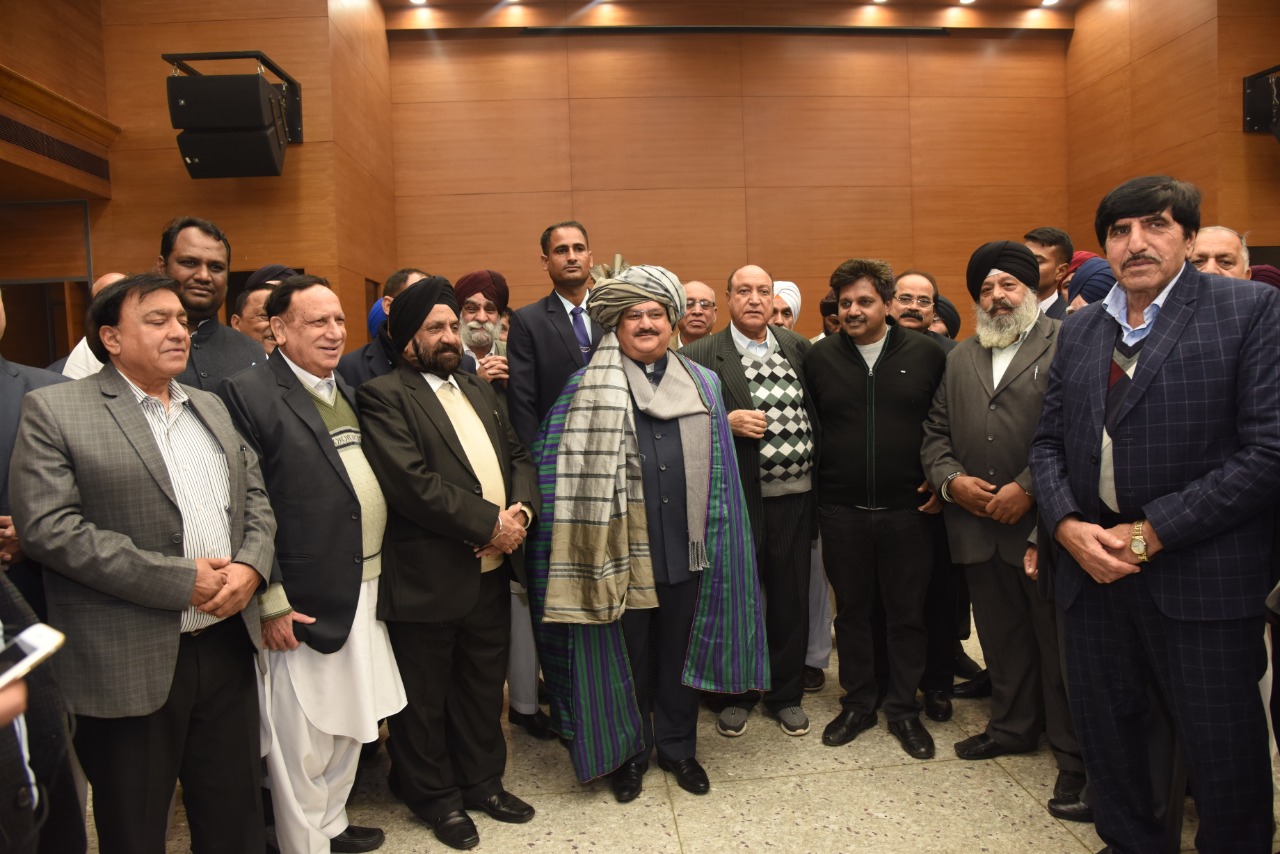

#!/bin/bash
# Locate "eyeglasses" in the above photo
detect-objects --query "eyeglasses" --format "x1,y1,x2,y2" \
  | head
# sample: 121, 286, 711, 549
894, 294, 934, 308
686, 299, 715, 310
622, 308, 669, 323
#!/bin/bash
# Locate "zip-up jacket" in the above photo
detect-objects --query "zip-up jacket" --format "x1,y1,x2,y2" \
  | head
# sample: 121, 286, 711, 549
804, 323, 945, 510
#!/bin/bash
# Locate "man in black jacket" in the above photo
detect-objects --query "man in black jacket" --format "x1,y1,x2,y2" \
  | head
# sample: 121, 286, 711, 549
804, 258, 946, 760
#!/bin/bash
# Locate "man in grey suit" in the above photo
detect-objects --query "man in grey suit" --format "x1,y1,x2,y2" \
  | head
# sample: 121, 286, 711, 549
921, 241, 1087, 821
11, 273, 275, 854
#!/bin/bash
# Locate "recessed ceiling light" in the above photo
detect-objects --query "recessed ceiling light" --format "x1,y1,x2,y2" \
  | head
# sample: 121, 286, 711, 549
959, 0, 975, 5
1042, 0, 1059, 5
409, 0, 426, 5
872, 0, 888, 4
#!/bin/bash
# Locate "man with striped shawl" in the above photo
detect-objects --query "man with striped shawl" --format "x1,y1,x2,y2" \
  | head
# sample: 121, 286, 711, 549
526, 265, 769, 803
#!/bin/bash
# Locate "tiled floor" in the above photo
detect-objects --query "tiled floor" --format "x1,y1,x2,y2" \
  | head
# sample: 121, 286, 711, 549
90, 639, 1280, 853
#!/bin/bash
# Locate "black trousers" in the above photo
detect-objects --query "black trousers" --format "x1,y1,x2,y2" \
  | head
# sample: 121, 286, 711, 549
820, 505, 931, 721
74, 618, 263, 854
967, 556, 1082, 771
620, 579, 700, 763
1063, 576, 1272, 854
729, 491, 812, 713
385, 570, 510, 822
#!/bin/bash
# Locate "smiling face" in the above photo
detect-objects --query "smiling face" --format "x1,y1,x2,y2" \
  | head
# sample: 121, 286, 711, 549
615, 300, 672, 365
270, 285, 346, 377
727, 265, 773, 341
159, 227, 229, 322
1104, 207, 1194, 297
837, 277, 888, 346
100, 287, 191, 388
408, 304, 463, 378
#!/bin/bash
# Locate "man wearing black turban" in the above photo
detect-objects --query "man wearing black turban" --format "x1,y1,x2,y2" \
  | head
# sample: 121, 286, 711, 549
357, 278, 541, 850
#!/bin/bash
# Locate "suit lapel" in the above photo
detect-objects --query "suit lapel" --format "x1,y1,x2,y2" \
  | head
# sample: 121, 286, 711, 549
714, 330, 754, 410
1112, 273, 1198, 427
400, 367, 476, 479
99, 367, 180, 508
993, 317, 1055, 396
968, 340, 996, 400
271, 355, 357, 500
545, 293, 588, 369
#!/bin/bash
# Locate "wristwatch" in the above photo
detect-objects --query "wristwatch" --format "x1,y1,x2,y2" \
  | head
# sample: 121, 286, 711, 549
1129, 521, 1149, 563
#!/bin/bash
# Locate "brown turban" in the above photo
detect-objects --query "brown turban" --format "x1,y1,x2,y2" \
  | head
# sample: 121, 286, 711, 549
454, 270, 510, 314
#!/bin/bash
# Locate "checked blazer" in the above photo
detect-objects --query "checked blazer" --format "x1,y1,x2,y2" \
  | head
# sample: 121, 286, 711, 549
10, 364, 275, 718
1030, 264, 1280, 620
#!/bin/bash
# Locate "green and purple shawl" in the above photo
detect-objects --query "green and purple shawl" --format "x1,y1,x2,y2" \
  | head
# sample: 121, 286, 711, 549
527, 354, 770, 783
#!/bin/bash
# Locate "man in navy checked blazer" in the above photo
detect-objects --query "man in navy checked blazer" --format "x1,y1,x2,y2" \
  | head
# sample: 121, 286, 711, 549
1030, 175, 1280, 854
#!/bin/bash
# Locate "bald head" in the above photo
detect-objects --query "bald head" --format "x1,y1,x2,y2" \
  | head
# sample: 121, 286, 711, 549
726, 264, 774, 341
1191, 226, 1249, 280
91, 272, 127, 298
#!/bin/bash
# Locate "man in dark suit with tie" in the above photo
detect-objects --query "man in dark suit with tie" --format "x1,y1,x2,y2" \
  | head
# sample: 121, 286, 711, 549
506, 221, 603, 446
1024, 226, 1072, 321
1030, 175, 1280, 854
357, 278, 539, 851
11, 273, 275, 854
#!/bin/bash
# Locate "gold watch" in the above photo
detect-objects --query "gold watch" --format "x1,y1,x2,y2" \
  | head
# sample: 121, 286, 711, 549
1129, 521, 1149, 563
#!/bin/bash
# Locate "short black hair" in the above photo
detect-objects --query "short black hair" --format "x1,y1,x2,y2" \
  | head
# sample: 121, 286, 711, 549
894, 269, 939, 298
1094, 175, 1201, 247
234, 280, 276, 316
87, 273, 181, 364
540, 221, 589, 255
159, 216, 230, 265
265, 275, 330, 319
830, 259, 894, 305
1023, 227, 1074, 265
383, 268, 428, 300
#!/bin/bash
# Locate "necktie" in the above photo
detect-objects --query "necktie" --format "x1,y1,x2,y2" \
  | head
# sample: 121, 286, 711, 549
435, 382, 506, 572
570, 306, 592, 354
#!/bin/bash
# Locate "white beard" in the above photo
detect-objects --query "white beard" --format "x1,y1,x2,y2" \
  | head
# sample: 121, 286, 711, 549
461, 319, 500, 351
974, 292, 1040, 349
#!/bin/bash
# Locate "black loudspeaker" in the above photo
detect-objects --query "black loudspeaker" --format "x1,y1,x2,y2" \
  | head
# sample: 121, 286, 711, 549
167, 74, 289, 178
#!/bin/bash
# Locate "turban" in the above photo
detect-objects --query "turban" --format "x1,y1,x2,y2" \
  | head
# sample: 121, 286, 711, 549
819, 288, 838, 318
773, 280, 802, 318
1066, 250, 1099, 279
1068, 257, 1116, 306
1249, 265, 1280, 291
965, 241, 1039, 302
367, 300, 386, 339
454, 269, 510, 314
387, 276, 457, 355
934, 295, 962, 339
245, 264, 297, 291
585, 265, 686, 331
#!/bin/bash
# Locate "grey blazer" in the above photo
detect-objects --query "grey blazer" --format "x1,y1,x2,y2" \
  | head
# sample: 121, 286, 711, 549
921, 313, 1060, 566
10, 364, 275, 718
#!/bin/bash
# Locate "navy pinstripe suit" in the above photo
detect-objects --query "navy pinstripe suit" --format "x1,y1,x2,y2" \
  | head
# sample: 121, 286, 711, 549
1030, 264, 1280, 853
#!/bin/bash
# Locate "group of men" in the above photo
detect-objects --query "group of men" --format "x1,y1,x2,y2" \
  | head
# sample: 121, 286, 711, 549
2, 173, 1279, 854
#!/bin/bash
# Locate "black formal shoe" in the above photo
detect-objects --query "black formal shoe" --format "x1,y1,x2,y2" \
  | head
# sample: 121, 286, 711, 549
953, 671, 992, 699
803, 665, 826, 692
954, 647, 986, 680
822, 709, 877, 747
954, 732, 1027, 760
610, 759, 648, 803
464, 790, 535, 824
508, 708, 557, 740
1047, 793, 1095, 823
923, 690, 953, 722
658, 756, 710, 795
537, 678, 550, 705
428, 811, 479, 850
330, 825, 386, 852
888, 717, 935, 760
1053, 769, 1086, 800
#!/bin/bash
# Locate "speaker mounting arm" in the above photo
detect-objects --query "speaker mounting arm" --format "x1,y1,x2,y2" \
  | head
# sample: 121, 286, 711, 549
162, 51, 303, 144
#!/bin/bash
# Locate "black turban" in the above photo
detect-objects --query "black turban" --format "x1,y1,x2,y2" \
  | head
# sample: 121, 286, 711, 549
934, 295, 961, 339
245, 264, 297, 290
387, 276, 457, 355
965, 241, 1039, 302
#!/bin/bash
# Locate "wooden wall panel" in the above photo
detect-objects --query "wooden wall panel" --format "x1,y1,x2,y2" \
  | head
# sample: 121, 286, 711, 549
0, 0, 107, 117
570, 97, 745, 191
101, 0, 324, 26
394, 190, 576, 303
390, 36, 569, 104
907, 33, 1065, 99
573, 188, 748, 288
332, 18, 394, 192
1066, 68, 1132, 183
335, 141, 396, 305
0, 204, 91, 281
743, 97, 911, 189
910, 96, 1067, 188
566, 34, 742, 99
392, 99, 572, 197
1065, 0, 1129, 96
1127, 0, 1215, 62
739, 35, 908, 98
1129, 22, 1217, 161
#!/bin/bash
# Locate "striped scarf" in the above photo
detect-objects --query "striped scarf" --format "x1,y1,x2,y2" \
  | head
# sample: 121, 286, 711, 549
527, 356, 771, 782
